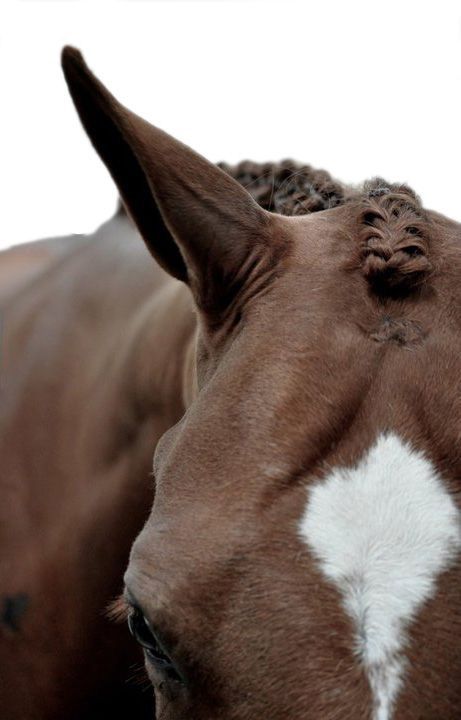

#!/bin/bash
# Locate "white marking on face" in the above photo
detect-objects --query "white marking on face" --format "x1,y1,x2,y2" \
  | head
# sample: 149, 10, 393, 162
299, 433, 461, 720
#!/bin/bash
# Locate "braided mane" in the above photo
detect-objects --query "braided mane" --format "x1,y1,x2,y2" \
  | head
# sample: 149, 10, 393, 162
218, 159, 354, 215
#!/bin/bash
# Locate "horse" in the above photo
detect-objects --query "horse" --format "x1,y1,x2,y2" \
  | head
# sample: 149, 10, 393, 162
1, 46, 460, 719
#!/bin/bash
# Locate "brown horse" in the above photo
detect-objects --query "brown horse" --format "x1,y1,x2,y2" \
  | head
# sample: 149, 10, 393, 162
1, 47, 460, 719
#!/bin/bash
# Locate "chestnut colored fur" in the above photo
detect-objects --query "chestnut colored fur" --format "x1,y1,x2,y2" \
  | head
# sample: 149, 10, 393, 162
0, 47, 460, 719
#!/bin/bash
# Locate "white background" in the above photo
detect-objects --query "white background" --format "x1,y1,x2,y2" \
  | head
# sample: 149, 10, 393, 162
2, 0, 461, 249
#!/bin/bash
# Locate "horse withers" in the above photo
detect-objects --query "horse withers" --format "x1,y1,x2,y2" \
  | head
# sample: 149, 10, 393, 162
1, 47, 460, 719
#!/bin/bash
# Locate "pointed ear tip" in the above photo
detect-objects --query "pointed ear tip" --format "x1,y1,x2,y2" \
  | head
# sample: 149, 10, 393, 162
61, 45, 86, 75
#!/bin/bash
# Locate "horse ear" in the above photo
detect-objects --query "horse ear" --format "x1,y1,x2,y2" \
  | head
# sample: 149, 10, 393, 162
61, 47, 272, 315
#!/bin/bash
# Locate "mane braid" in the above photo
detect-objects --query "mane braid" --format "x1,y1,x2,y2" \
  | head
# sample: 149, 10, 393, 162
218, 159, 352, 215
357, 178, 432, 294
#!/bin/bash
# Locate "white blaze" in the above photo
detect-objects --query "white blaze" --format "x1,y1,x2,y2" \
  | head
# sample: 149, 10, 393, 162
299, 433, 461, 720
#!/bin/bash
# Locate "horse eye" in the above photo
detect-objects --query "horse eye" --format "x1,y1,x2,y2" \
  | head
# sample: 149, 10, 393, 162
127, 607, 182, 682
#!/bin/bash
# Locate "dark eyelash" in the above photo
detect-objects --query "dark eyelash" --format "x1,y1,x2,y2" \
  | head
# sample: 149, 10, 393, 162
106, 594, 130, 623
